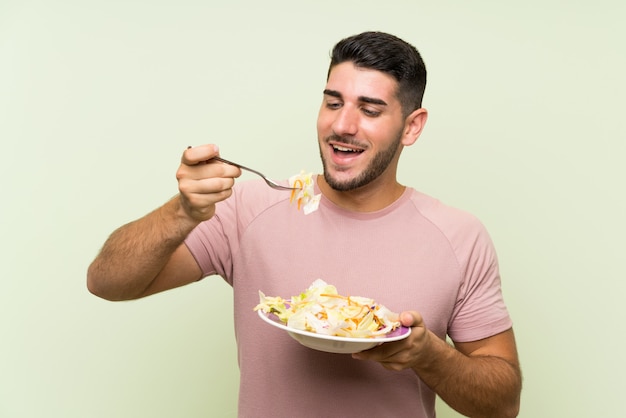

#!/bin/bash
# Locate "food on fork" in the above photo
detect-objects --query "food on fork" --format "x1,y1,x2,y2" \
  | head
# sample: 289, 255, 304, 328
288, 171, 321, 214
254, 279, 401, 338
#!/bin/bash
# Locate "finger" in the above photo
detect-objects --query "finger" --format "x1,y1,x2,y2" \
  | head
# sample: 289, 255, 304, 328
378, 360, 406, 372
183, 144, 219, 165
353, 339, 405, 362
178, 175, 236, 196
177, 177, 235, 222
400, 311, 423, 328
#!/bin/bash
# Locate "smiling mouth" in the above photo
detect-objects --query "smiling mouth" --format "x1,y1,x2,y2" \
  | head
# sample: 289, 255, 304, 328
331, 144, 365, 155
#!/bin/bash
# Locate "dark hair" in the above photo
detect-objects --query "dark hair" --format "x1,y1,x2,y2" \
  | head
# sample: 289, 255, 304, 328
328, 31, 427, 116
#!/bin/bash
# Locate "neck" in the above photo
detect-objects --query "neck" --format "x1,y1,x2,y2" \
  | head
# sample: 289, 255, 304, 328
317, 175, 406, 212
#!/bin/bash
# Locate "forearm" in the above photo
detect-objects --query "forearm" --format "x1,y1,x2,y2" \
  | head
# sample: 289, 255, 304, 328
416, 332, 521, 418
87, 195, 199, 301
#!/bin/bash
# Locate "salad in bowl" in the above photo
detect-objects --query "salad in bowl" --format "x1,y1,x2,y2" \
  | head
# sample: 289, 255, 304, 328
254, 279, 410, 353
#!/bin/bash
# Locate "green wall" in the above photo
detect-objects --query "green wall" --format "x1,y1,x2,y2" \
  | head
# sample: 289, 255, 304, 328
2, 0, 625, 416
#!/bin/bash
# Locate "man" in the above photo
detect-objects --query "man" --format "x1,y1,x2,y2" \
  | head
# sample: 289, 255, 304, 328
88, 31, 521, 417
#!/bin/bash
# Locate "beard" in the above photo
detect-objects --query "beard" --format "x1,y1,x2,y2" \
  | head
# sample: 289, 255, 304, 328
320, 131, 403, 192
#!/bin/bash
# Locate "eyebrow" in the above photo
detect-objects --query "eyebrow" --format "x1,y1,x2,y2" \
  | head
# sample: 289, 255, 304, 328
323, 89, 388, 106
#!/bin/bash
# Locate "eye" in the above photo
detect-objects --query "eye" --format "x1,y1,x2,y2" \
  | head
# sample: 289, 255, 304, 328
361, 107, 381, 117
325, 100, 342, 110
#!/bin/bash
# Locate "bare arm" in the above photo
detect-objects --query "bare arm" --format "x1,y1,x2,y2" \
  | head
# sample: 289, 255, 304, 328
87, 197, 201, 300
87, 144, 241, 301
353, 312, 522, 418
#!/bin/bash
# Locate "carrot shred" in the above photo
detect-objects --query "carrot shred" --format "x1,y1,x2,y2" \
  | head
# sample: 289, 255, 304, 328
290, 179, 304, 204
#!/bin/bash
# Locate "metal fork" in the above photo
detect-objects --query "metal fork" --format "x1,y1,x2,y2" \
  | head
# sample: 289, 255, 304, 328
211, 157, 298, 191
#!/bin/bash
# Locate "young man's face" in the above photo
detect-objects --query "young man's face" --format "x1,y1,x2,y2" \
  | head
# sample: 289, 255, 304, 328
317, 62, 408, 191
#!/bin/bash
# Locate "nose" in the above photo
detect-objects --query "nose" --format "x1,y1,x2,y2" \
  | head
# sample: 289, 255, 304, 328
331, 107, 358, 137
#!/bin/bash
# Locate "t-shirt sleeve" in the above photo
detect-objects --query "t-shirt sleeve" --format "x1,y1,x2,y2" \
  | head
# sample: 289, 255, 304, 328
183, 190, 242, 284
184, 213, 232, 281
183, 179, 289, 286
446, 218, 513, 342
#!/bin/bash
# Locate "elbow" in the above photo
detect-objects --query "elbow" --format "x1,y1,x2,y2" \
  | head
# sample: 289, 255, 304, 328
509, 393, 522, 418
501, 403, 521, 418
86, 267, 113, 301
499, 383, 522, 418
475, 400, 520, 418
86, 263, 126, 301
86, 263, 149, 301
508, 371, 522, 417
502, 405, 521, 418
475, 375, 522, 418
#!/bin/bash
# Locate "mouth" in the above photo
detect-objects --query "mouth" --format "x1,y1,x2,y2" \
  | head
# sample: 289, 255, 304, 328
329, 139, 366, 157
324, 136, 367, 168
332, 144, 364, 155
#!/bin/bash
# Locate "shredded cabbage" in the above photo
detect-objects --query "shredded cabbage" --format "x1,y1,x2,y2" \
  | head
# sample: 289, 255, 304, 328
254, 279, 401, 338
288, 171, 321, 214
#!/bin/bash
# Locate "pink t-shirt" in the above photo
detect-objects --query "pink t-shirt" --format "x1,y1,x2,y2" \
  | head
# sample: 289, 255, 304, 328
185, 177, 512, 418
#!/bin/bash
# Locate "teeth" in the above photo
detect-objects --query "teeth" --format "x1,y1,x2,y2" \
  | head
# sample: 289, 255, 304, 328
333, 145, 361, 152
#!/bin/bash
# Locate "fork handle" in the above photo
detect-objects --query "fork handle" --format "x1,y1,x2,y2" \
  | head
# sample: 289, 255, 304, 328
211, 156, 239, 167
211, 157, 253, 173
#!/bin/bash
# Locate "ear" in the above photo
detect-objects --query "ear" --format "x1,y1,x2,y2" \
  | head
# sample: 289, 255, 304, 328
401, 108, 428, 146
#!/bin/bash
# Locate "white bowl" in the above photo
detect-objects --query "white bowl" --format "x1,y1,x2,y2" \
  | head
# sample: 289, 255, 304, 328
257, 310, 411, 354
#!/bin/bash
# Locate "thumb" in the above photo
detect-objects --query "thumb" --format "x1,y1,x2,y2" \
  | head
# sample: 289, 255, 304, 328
400, 311, 422, 327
